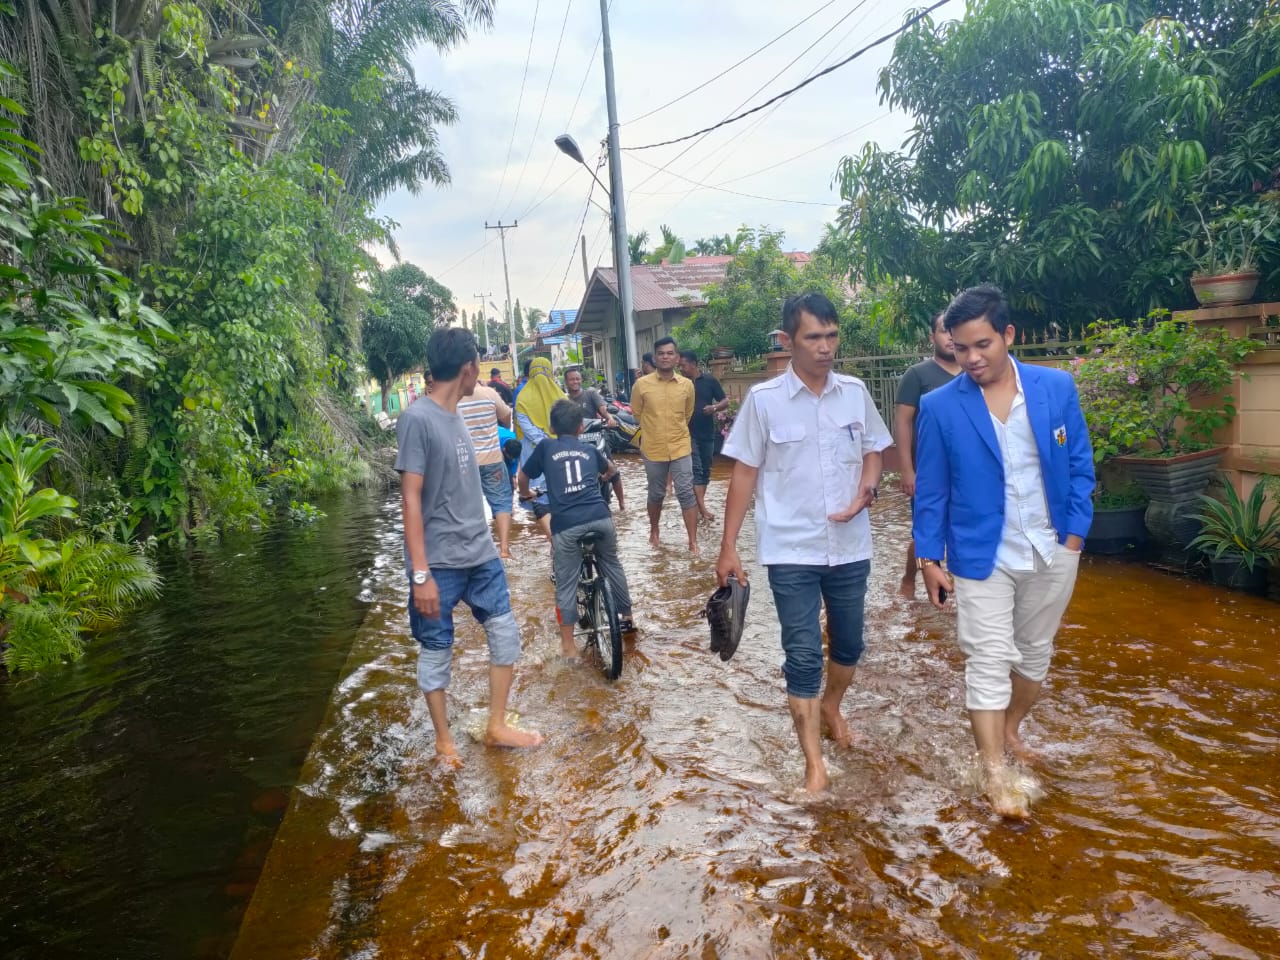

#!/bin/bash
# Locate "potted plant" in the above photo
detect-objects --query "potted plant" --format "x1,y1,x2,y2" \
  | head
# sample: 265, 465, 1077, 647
1084, 464, 1148, 555
1188, 481, 1280, 595
1072, 314, 1259, 561
1185, 204, 1277, 307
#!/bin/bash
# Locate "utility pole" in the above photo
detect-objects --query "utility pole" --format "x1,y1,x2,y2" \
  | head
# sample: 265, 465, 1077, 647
599, 0, 638, 381
484, 221, 519, 367
471, 291, 492, 351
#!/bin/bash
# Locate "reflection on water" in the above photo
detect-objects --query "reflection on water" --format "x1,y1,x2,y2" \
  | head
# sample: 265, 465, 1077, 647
234, 460, 1280, 960
0, 492, 385, 960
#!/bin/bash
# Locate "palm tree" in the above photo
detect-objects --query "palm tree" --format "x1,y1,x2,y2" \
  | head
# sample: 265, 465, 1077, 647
628, 231, 650, 266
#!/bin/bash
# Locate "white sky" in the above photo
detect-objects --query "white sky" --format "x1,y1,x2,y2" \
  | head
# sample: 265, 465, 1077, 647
377, 0, 948, 318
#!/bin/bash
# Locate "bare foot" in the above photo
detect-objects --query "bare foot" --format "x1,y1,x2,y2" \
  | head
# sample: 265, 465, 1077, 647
985, 767, 1033, 819
435, 740, 464, 768
649, 530, 661, 547
820, 704, 853, 748
688, 540, 700, 555
484, 724, 544, 749
897, 576, 916, 599
499, 549, 513, 560
1005, 731, 1041, 764
700, 510, 717, 522
802, 765, 831, 794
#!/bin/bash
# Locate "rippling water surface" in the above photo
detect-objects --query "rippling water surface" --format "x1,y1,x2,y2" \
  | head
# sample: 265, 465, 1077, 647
231, 460, 1280, 960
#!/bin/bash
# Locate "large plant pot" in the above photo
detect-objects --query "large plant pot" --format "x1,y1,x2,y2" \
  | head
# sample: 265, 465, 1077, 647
1085, 504, 1148, 555
1209, 555, 1269, 595
1114, 448, 1225, 566
1269, 563, 1280, 603
1190, 271, 1260, 306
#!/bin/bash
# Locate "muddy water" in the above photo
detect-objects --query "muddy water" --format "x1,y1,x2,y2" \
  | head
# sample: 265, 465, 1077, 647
232, 459, 1280, 960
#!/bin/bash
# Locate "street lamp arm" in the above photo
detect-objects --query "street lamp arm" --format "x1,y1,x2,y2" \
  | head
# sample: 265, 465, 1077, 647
556, 132, 611, 200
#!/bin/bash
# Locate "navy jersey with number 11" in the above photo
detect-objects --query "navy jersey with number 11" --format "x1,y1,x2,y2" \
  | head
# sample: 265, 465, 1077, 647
523, 435, 611, 534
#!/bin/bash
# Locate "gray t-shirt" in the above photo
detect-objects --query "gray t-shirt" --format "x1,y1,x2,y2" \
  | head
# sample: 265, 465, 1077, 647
395, 396, 499, 571
897, 357, 959, 458
569, 387, 606, 422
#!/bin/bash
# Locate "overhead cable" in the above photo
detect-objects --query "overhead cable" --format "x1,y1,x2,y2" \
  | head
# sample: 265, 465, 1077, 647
623, 0, 952, 152
622, 0, 842, 126
488, 0, 542, 217
627, 154, 836, 206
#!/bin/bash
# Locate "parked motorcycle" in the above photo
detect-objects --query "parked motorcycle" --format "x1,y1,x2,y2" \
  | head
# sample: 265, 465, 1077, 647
580, 418, 622, 505
602, 404, 640, 454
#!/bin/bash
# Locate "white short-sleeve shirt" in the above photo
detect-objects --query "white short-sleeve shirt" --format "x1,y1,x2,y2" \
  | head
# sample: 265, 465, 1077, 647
722, 365, 893, 567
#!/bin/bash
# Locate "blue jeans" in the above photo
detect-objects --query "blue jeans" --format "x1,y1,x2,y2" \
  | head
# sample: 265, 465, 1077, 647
766, 560, 870, 698
408, 558, 521, 692
478, 461, 513, 516
690, 435, 715, 487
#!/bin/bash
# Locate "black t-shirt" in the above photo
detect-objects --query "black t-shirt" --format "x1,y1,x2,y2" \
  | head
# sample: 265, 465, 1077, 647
523, 436, 611, 534
897, 358, 959, 455
688, 372, 727, 440
488, 379, 514, 406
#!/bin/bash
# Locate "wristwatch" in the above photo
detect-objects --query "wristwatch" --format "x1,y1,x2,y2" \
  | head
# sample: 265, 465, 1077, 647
917, 558, 940, 568
412, 569, 433, 585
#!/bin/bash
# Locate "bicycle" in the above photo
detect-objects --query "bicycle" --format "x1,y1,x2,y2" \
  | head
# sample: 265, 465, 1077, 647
573, 530, 624, 681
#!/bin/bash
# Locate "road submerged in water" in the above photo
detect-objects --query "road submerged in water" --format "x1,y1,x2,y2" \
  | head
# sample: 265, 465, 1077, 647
231, 458, 1280, 960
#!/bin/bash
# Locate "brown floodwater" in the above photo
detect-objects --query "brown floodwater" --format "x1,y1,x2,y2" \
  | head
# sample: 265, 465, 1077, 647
231, 459, 1280, 960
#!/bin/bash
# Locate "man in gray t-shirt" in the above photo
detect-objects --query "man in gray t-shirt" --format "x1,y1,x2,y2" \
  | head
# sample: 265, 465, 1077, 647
564, 368, 616, 427
894, 311, 961, 597
396, 327, 543, 762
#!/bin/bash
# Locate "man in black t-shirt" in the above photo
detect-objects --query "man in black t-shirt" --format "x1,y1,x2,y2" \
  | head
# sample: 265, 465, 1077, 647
678, 351, 727, 522
519, 400, 635, 658
894, 311, 961, 597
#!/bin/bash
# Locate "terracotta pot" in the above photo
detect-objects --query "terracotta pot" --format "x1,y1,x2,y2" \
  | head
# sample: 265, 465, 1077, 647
1190, 271, 1260, 307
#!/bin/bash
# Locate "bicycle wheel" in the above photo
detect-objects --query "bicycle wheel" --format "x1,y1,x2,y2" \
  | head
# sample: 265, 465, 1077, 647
591, 573, 624, 681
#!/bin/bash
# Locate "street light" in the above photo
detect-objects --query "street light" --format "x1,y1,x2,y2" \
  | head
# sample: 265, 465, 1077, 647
554, 0, 638, 385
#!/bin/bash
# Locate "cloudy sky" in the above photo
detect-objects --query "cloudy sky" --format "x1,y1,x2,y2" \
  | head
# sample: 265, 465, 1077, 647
379, 0, 951, 320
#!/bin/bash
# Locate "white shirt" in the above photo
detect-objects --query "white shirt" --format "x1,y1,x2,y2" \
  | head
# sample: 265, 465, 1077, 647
722, 365, 893, 566
987, 367, 1057, 571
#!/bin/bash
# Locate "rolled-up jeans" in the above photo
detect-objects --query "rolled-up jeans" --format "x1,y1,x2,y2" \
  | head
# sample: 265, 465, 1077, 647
551, 517, 633, 623
766, 560, 870, 699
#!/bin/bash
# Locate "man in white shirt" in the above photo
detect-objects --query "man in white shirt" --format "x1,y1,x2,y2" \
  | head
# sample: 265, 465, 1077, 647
913, 284, 1094, 818
716, 293, 892, 794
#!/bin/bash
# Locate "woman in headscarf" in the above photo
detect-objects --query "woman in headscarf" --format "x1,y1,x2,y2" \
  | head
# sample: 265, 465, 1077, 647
514, 357, 567, 548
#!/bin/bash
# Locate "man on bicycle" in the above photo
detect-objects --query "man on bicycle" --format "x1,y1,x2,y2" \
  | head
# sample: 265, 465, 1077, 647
519, 400, 636, 659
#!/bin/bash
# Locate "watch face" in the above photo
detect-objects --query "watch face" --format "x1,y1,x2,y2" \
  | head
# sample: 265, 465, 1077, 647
412, 571, 428, 584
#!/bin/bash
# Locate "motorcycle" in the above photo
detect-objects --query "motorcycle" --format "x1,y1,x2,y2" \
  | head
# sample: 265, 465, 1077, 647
580, 418, 622, 506
602, 403, 640, 454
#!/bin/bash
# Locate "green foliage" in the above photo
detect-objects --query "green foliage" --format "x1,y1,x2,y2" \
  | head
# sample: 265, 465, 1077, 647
675, 228, 851, 358
0, 92, 171, 436
1189, 481, 1280, 571
0, 431, 160, 671
829, 0, 1280, 328
1185, 201, 1280, 276
1071, 314, 1259, 459
363, 262, 450, 408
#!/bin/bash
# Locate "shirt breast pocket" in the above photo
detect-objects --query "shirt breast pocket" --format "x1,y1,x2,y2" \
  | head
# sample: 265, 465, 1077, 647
766, 423, 807, 473
834, 420, 864, 466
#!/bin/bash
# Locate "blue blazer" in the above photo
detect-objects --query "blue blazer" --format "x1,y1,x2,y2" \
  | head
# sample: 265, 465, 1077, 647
912, 360, 1095, 580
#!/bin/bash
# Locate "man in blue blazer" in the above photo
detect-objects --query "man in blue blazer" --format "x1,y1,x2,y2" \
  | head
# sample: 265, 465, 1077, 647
913, 284, 1094, 818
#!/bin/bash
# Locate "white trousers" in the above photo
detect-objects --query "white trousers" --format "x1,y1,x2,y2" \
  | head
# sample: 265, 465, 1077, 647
952, 544, 1081, 711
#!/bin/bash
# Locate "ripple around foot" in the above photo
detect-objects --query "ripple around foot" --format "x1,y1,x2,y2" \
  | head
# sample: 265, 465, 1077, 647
232, 464, 1280, 960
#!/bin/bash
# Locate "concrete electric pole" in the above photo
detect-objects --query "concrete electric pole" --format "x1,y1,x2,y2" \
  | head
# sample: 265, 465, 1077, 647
484, 221, 519, 366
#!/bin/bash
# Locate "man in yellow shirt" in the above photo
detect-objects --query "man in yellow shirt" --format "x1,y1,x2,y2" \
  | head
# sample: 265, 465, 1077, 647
630, 336, 699, 552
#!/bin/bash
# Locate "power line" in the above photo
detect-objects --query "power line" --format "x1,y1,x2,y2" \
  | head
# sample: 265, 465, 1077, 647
500, 0, 576, 220
622, 0, 843, 126
626, 153, 837, 206
436, 237, 493, 279
488, 0, 542, 218
623, 0, 952, 152
549, 188, 600, 308
625, 0, 868, 200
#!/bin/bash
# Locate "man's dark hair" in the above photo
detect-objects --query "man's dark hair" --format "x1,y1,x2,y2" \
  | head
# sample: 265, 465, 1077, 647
943, 284, 1010, 334
781, 292, 839, 337
679, 349, 698, 365
502, 437, 522, 463
490, 367, 501, 378
931, 311, 947, 334
641, 352, 654, 367
653, 336, 677, 352
549, 398, 584, 437
522, 359, 532, 378
426, 327, 478, 381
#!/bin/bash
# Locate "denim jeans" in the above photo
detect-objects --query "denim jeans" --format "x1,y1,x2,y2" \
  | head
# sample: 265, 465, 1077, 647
408, 557, 520, 692
766, 560, 870, 698
478, 461, 513, 516
690, 435, 715, 487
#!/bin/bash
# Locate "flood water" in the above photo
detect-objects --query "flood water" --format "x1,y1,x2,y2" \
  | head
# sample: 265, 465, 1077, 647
0, 491, 385, 959
225, 459, 1280, 960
